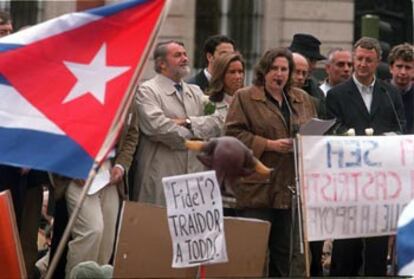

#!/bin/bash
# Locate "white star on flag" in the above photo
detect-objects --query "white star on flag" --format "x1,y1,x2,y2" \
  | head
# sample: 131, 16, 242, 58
63, 43, 130, 104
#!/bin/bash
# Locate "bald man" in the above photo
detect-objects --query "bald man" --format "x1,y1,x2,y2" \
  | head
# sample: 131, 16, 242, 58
292, 52, 326, 118
292, 53, 309, 88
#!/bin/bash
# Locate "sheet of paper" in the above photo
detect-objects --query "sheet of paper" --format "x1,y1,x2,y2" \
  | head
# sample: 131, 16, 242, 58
88, 168, 110, 195
299, 118, 336, 135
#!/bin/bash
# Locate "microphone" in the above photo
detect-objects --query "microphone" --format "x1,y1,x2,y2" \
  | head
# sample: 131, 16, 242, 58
282, 90, 299, 136
384, 88, 403, 134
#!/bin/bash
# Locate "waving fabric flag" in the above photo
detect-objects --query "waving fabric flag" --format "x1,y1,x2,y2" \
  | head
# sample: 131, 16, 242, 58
397, 199, 414, 275
0, 0, 167, 178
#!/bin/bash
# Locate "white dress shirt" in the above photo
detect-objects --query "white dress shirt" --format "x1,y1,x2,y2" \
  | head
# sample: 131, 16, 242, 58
203, 68, 212, 82
353, 74, 375, 113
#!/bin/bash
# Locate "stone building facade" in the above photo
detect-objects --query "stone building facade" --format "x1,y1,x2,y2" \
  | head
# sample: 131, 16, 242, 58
5, 0, 413, 81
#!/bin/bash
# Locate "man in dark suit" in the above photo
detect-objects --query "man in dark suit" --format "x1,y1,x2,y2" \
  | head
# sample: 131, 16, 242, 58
187, 34, 235, 92
289, 33, 327, 118
388, 43, 414, 134
326, 37, 405, 276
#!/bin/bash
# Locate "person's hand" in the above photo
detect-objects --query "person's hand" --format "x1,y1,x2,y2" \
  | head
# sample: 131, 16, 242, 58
110, 166, 127, 200
172, 118, 186, 126
110, 165, 124, 185
266, 138, 293, 153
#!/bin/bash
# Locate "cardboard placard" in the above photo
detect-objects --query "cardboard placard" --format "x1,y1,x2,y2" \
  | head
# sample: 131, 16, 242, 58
162, 171, 227, 268
113, 202, 270, 278
0, 190, 26, 278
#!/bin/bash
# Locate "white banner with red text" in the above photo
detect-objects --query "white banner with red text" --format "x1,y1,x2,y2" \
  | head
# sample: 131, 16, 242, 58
299, 135, 414, 241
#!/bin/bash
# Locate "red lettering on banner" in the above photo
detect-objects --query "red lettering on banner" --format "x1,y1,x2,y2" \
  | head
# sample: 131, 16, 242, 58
400, 138, 414, 166
321, 173, 335, 202
388, 172, 402, 199
304, 173, 320, 203
306, 171, 402, 203
362, 172, 384, 201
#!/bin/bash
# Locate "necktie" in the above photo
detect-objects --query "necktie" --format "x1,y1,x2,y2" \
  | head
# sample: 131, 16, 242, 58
174, 83, 183, 93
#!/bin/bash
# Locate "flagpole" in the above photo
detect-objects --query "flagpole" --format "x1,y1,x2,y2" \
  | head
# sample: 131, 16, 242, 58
44, 1, 172, 277
94, 0, 173, 164
45, 161, 100, 279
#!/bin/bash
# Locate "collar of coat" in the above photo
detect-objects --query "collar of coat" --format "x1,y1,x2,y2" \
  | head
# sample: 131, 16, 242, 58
154, 73, 191, 96
249, 85, 307, 104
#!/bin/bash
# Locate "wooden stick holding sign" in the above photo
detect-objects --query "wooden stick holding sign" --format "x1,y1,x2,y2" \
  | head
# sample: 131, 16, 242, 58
162, 170, 228, 268
296, 135, 311, 277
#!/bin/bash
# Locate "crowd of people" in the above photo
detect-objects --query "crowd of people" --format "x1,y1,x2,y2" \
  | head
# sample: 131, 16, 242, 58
0, 9, 413, 278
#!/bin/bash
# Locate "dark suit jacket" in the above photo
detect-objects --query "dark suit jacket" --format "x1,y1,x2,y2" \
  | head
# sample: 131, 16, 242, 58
398, 84, 414, 134
326, 78, 406, 135
187, 70, 209, 92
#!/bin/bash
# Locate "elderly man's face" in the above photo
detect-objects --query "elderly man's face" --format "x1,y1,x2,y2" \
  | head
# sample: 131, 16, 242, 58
161, 42, 190, 81
292, 54, 309, 88
327, 50, 353, 86
0, 20, 12, 37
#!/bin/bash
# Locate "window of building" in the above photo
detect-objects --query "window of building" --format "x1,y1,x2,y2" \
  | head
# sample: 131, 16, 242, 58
195, 0, 263, 82
194, 0, 221, 69
10, 1, 39, 31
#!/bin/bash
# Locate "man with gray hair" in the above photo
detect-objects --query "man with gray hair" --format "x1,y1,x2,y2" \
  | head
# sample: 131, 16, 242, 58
319, 48, 353, 96
133, 40, 222, 205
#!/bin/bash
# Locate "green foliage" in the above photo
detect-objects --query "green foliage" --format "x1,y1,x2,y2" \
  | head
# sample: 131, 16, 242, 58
204, 102, 216, 115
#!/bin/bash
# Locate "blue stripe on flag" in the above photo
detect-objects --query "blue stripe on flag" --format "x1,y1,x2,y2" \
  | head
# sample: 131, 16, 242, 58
0, 74, 11, 85
0, 128, 93, 178
0, 43, 23, 52
86, 0, 148, 17
398, 206, 414, 274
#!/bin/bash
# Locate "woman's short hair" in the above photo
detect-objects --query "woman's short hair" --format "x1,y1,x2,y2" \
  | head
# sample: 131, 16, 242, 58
207, 53, 245, 102
253, 47, 294, 92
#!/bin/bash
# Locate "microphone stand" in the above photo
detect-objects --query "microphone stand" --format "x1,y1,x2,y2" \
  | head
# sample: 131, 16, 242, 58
283, 90, 308, 277
288, 133, 309, 277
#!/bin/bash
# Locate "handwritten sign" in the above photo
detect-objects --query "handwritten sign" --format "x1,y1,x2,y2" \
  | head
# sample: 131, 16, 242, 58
299, 135, 414, 241
162, 171, 228, 268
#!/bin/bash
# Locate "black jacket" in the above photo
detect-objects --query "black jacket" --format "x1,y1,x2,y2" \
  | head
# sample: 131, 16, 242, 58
187, 70, 209, 92
326, 78, 406, 135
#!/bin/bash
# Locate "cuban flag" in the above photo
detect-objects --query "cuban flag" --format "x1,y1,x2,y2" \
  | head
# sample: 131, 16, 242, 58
0, 0, 167, 179
397, 199, 414, 275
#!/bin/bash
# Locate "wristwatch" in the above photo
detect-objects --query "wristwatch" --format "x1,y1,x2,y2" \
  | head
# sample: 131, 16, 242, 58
184, 118, 192, 130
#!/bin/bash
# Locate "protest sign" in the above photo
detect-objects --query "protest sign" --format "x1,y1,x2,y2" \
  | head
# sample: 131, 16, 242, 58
0, 190, 26, 278
113, 202, 269, 278
299, 135, 414, 241
162, 171, 228, 268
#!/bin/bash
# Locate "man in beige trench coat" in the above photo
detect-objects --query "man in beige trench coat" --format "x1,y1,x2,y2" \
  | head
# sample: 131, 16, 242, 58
134, 40, 223, 205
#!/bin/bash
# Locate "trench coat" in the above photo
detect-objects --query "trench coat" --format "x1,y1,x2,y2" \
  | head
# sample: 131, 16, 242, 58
225, 85, 317, 209
134, 74, 222, 205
